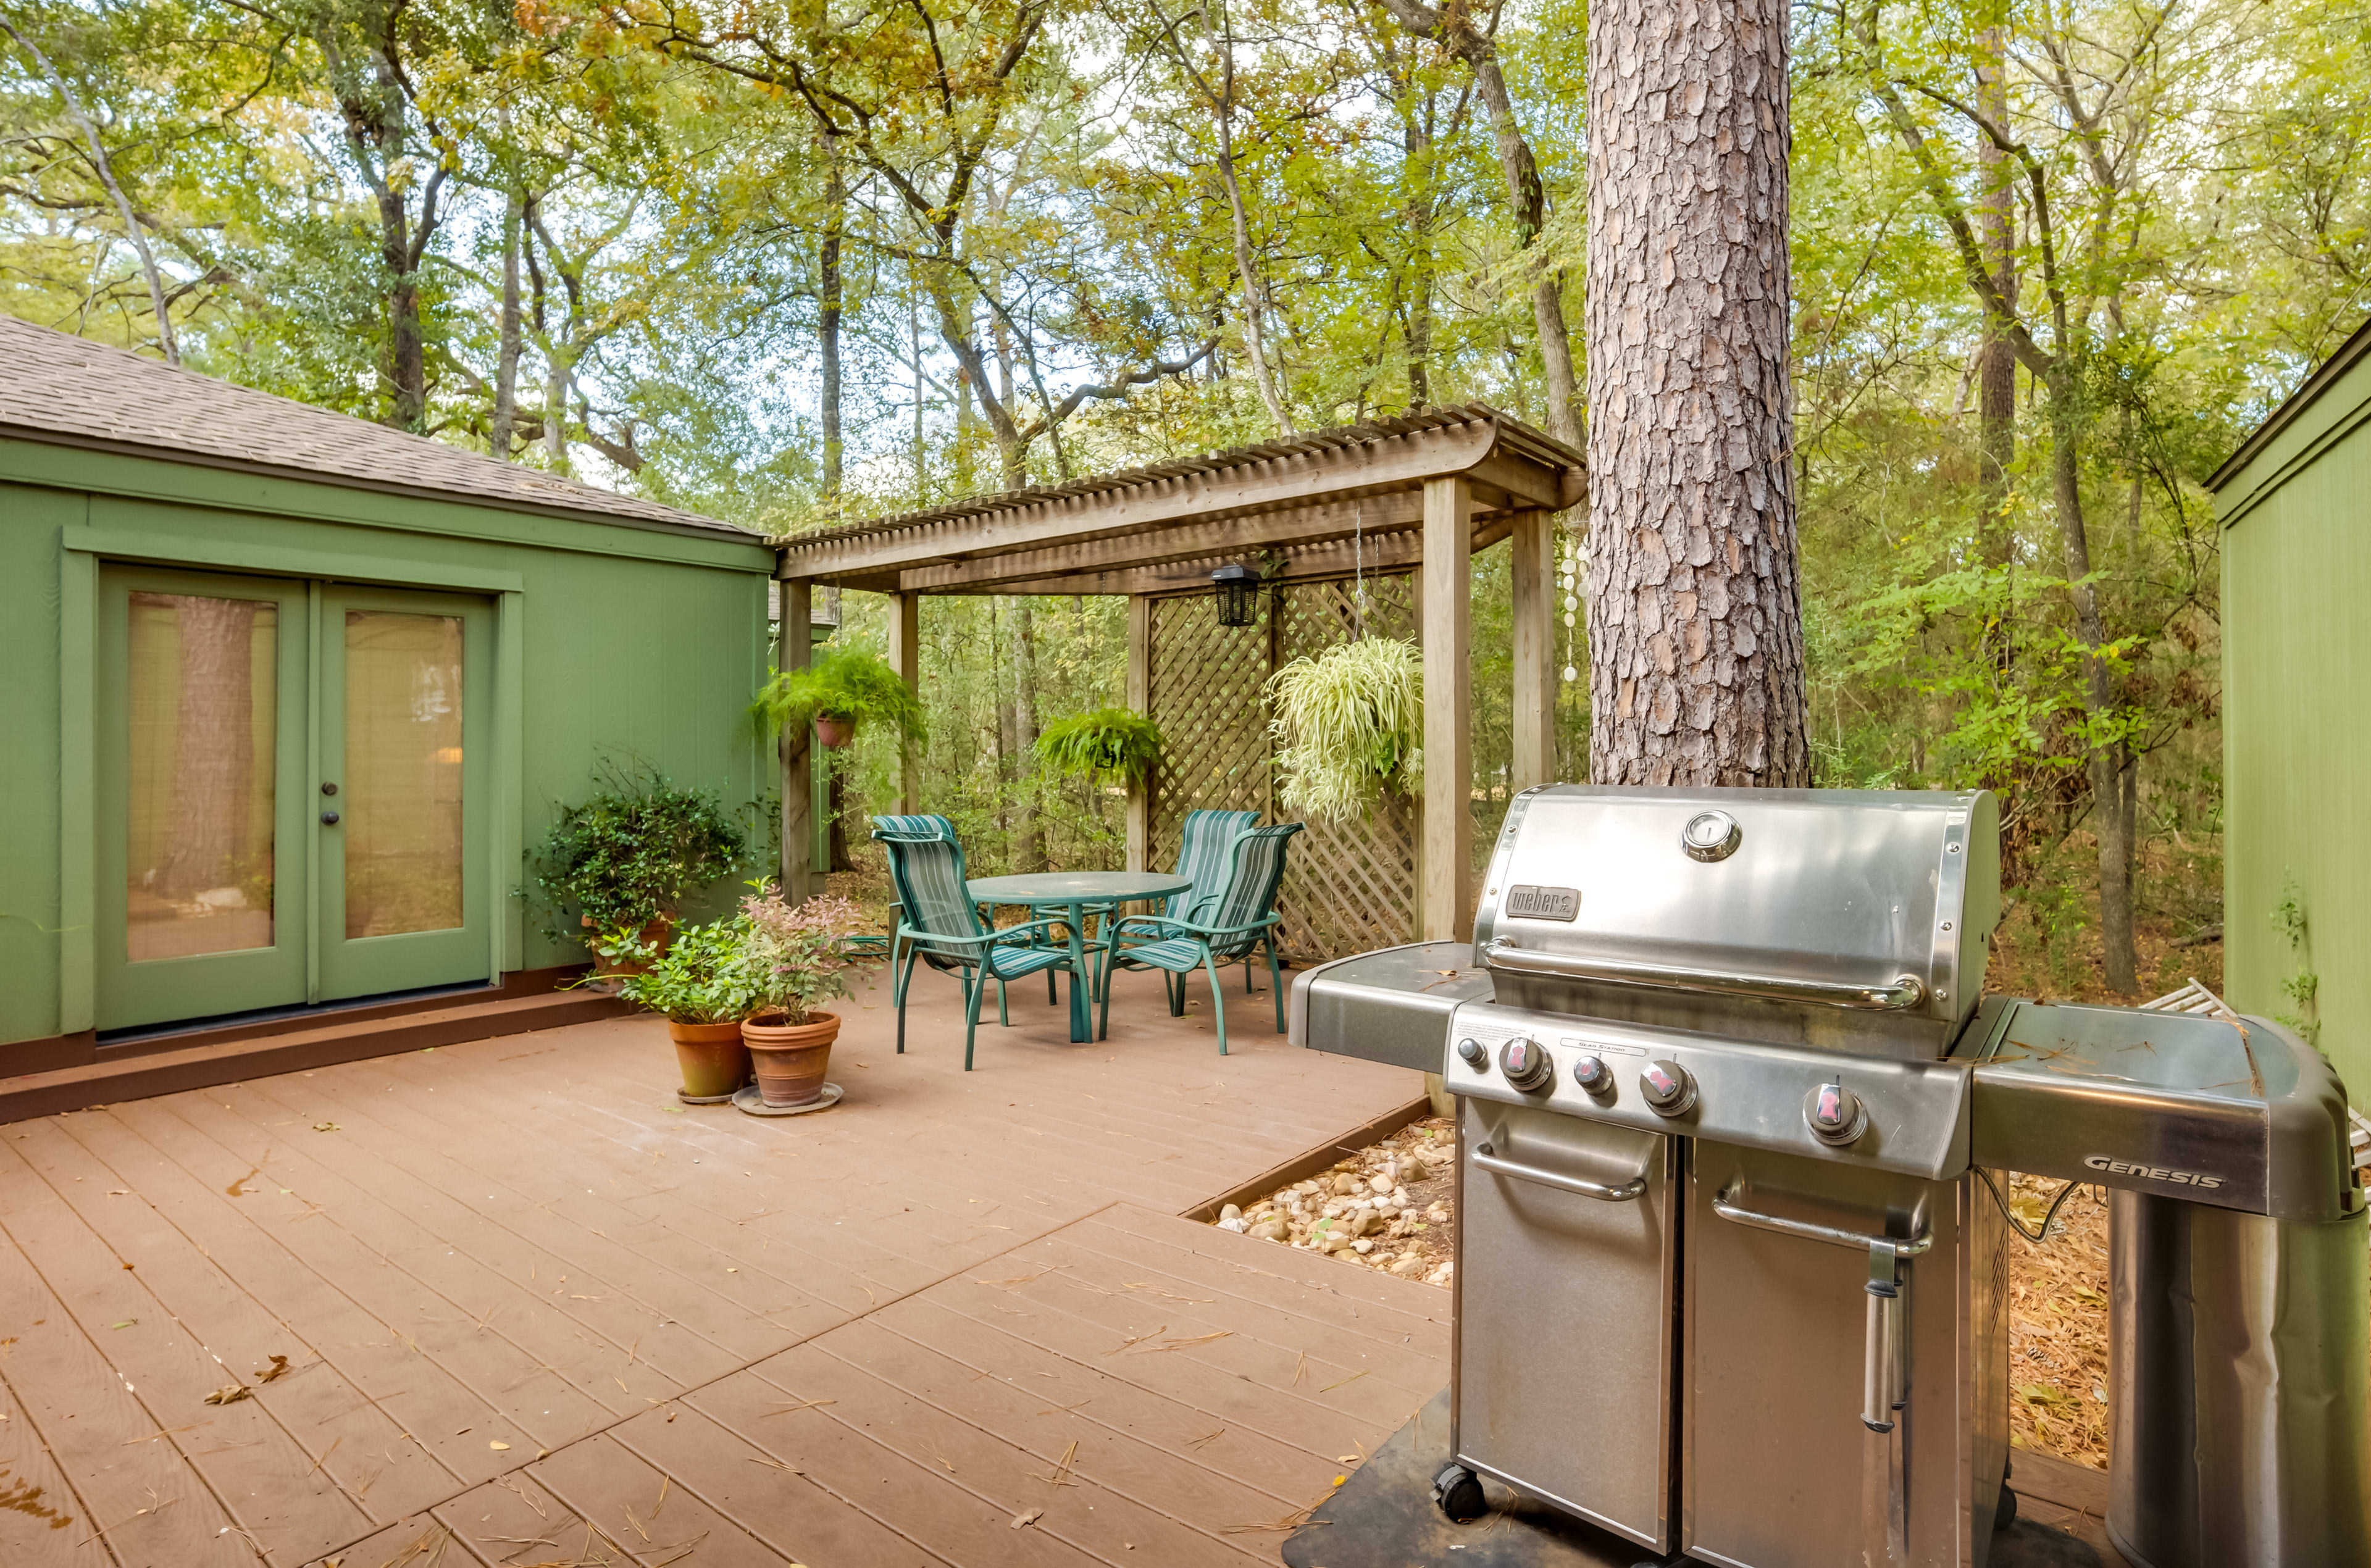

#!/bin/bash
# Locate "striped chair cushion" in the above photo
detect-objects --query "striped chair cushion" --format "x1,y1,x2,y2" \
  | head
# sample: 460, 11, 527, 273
1172, 809, 1261, 921
871, 815, 984, 962
1200, 824, 1302, 958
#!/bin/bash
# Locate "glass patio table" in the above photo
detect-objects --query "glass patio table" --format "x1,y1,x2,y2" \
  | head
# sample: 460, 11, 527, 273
966, 870, 1193, 1042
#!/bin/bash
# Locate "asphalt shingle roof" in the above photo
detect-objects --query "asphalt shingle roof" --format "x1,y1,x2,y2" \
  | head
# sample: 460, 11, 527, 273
0, 313, 756, 540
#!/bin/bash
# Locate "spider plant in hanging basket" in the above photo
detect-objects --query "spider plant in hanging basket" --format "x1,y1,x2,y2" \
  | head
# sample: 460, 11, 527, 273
1266, 638, 1423, 824
750, 643, 924, 751
1034, 707, 1165, 789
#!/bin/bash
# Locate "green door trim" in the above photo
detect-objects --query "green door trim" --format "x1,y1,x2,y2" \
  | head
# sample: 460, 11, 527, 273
64, 523, 525, 594
59, 529, 527, 1035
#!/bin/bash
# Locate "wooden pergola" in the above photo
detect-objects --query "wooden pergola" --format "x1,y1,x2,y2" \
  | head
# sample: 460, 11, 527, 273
774, 402, 1586, 946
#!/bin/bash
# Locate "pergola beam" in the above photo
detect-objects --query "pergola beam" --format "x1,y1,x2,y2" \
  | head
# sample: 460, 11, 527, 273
779, 578, 816, 905
780, 421, 1500, 580
1420, 475, 1474, 942
955, 515, 1517, 598
896, 491, 1429, 592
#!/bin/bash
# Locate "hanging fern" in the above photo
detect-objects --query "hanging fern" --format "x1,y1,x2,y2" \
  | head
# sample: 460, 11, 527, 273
1266, 638, 1423, 824
1035, 707, 1164, 787
750, 643, 925, 743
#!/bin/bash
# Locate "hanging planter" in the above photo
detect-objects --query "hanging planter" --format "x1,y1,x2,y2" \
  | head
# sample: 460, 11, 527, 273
1034, 707, 1165, 789
750, 643, 924, 752
1266, 638, 1423, 824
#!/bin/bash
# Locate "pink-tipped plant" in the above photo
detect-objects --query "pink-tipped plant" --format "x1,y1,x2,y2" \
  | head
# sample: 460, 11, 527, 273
740, 884, 872, 1024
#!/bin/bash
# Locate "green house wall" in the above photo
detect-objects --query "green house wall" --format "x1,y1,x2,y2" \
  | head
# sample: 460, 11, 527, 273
2215, 336, 2371, 1095
0, 435, 777, 1052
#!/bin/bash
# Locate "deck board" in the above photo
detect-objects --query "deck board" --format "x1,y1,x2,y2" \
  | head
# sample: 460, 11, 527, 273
1, 964, 1433, 1566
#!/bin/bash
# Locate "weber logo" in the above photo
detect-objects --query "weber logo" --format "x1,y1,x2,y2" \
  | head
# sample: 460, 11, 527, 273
2084, 1154, 2225, 1191
1506, 885, 1580, 922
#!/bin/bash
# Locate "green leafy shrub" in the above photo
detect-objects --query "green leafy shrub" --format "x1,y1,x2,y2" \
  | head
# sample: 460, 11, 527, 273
615, 916, 761, 1024
752, 643, 925, 742
1034, 707, 1163, 787
533, 770, 745, 945
1267, 639, 1423, 823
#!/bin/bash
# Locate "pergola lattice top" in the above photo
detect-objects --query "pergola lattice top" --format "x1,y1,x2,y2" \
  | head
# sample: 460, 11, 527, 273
771, 401, 1583, 948
775, 402, 1585, 597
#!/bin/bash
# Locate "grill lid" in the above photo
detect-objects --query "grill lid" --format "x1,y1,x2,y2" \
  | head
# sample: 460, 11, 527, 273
1475, 787, 1999, 1055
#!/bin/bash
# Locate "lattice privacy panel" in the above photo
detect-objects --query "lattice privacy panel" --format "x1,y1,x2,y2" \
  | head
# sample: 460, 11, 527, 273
1148, 573, 1417, 963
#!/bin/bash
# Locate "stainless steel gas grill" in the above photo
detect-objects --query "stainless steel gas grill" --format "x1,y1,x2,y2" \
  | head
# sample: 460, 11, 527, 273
1288, 785, 2371, 1568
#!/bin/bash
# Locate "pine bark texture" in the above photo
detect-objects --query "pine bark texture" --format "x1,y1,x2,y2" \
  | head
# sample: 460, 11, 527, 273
1584, 0, 1809, 786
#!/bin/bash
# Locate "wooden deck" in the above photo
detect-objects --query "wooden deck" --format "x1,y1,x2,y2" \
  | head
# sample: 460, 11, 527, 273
0, 962, 1447, 1568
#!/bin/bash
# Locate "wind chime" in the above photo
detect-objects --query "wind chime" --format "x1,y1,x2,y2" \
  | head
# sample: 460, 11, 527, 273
1558, 523, 1583, 686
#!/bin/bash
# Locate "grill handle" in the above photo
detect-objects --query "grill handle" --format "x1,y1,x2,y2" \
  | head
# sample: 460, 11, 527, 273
1712, 1184, 1931, 1437
1471, 1140, 1649, 1203
1481, 937, 1928, 1012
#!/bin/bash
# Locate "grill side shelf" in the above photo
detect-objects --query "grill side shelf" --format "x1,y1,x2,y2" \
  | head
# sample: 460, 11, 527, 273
1289, 940, 1493, 1073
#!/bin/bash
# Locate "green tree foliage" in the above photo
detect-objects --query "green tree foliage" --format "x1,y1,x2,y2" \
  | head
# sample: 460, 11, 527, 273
6, 0, 2367, 988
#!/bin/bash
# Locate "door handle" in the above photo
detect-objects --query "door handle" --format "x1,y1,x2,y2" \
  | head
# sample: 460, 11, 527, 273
1712, 1183, 1930, 1434
1471, 1139, 1650, 1203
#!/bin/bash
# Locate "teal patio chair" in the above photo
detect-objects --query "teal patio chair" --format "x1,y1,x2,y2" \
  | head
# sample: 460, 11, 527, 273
871, 815, 1076, 1070
1098, 822, 1303, 1054
1085, 807, 1260, 1009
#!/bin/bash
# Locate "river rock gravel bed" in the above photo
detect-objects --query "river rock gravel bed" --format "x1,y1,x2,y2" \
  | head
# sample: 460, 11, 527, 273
1211, 1115, 1458, 1287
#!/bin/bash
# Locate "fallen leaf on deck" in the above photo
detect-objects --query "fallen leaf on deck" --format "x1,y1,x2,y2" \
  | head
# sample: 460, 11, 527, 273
203, 1384, 252, 1405
110, 1320, 136, 1330
1010, 1508, 1043, 1529
253, 1354, 290, 1383
311, 1123, 340, 1132
489, 1440, 511, 1450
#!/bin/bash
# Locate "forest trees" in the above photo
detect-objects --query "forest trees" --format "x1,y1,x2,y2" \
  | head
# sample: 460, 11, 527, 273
5, 0, 2368, 987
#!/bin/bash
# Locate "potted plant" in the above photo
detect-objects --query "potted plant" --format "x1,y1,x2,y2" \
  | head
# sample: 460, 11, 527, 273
1034, 707, 1164, 789
1266, 638, 1423, 823
615, 917, 763, 1101
533, 770, 743, 981
751, 643, 925, 752
737, 886, 868, 1107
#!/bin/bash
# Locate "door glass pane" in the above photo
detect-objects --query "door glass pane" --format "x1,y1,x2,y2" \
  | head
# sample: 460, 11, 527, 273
126, 592, 278, 961
345, 611, 464, 938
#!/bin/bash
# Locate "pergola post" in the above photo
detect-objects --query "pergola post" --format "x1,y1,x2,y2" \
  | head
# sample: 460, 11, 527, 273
1126, 593, 1152, 872
1510, 508, 1557, 790
779, 576, 816, 904
1421, 475, 1474, 941
887, 589, 921, 813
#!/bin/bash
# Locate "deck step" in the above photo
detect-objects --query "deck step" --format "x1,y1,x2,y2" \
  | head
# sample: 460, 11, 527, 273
0, 990, 631, 1124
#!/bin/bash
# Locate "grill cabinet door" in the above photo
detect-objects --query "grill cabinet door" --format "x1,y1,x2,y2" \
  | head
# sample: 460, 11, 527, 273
1455, 1101, 1677, 1551
1684, 1145, 1996, 1568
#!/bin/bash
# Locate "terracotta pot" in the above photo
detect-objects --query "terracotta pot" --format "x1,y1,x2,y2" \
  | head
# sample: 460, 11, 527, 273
667, 1018, 750, 1099
587, 914, 674, 982
742, 1011, 841, 1107
815, 715, 857, 751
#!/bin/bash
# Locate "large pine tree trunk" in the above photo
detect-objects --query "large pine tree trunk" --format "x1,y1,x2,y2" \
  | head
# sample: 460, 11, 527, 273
1584, 0, 1809, 786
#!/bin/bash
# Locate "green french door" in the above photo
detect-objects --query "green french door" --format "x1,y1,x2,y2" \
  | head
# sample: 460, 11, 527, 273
97, 567, 495, 1032
316, 585, 492, 1001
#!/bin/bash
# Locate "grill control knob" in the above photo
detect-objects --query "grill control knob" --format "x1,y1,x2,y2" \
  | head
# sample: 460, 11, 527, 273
1805, 1080, 1869, 1146
1455, 1036, 1489, 1069
1639, 1059, 1697, 1116
1498, 1036, 1553, 1092
1570, 1053, 1613, 1096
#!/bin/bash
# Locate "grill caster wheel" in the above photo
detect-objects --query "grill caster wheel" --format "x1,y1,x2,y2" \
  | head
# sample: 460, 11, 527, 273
1995, 1483, 2018, 1533
1432, 1462, 1487, 1524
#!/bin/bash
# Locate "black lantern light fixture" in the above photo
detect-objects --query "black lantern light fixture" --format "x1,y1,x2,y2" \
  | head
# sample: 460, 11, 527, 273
1211, 562, 1259, 628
